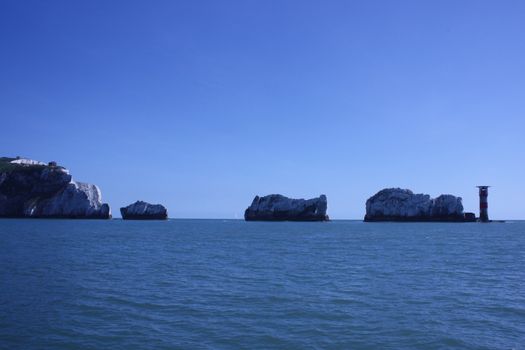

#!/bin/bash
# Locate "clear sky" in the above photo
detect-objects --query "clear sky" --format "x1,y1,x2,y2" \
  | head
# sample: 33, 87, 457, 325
1, 0, 524, 219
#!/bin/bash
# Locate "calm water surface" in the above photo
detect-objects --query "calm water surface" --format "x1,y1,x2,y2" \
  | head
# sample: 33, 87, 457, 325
0, 219, 524, 349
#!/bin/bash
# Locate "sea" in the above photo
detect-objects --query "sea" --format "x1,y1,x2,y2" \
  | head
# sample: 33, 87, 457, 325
0, 219, 523, 350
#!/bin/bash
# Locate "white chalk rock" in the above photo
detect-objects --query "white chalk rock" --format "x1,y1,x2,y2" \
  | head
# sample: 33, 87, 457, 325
24, 181, 111, 219
245, 194, 329, 221
10, 158, 46, 166
120, 201, 168, 220
365, 188, 465, 222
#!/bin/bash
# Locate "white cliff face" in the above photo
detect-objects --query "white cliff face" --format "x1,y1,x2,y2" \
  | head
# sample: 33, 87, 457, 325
23, 181, 111, 218
0, 156, 111, 219
366, 189, 432, 218
244, 194, 329, 221
120, 201, 168, 219
365, 188, 465, 221
10, 158, 46, 166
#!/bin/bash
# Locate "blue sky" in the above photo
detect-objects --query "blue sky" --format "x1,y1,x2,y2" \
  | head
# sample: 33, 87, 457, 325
1, 0, 524, 219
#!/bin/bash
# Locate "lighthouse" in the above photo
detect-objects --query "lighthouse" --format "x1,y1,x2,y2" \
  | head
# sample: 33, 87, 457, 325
477, 186, 490, 222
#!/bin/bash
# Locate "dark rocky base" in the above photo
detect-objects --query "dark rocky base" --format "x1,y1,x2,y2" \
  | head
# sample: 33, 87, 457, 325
245, 215, 329, 222
364, 214, 477, 222
121, 214, 168, 220
0, 214, 111, 219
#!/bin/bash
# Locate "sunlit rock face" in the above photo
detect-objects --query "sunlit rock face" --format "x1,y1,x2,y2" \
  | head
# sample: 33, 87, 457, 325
24, 181, 111, 219
364, 188, 471, 222
120, 201, 168, 220
0, 157, 110, 219
9, 158, 47, 166
244, 194, 329, 221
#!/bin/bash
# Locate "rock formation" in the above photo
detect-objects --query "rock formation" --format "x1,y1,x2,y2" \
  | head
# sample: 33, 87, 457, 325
364, 188, 475, 222
244, 194, 329, 221
0, 157, 111, 219
120, 201, 168, 220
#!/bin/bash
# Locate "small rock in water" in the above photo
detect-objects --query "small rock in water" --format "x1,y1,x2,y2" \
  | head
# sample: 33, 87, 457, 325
120, 201, 168, 220
244, 194, 329, 221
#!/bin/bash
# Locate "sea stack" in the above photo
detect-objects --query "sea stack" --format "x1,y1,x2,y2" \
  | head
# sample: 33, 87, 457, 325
244, 194, 329, 221
120, 201, 168, 220
0, 157, 111, 219
364, 188, 475, 222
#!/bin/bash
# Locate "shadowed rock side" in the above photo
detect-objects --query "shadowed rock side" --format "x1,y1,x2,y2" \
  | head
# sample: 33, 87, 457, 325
244, 194, 329, 221
0, 157, 110, 219
120, 201, 168, 220
364, 188, 475, 222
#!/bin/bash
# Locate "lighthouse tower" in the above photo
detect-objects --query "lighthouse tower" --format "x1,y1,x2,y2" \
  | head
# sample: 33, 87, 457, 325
477, 186, 490, 222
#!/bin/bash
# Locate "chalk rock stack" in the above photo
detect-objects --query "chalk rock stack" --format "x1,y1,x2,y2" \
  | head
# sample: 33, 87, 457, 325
0, 157, 110, 219
120, 201, 168, 220
364, 188, 474, 222
244, 194, 329, 221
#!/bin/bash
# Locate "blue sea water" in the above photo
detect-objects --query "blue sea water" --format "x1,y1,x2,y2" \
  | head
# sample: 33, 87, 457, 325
0, 219, 524, 350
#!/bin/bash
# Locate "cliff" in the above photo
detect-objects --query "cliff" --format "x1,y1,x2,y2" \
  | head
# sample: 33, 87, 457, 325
244, 194, 329, 221
120, 201, 168, 220
364, 188, 475, 222
0, 157, 110, 219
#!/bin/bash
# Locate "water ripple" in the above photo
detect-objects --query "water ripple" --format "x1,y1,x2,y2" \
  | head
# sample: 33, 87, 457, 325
0, 219, 524, 349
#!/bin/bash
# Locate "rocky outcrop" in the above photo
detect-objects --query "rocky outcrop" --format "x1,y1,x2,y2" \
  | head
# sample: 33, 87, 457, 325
120, 201, 167, 220
0, 157, 111, 219
244, 194, 329, 221
364, 188, 475, 222
23, 181, 111, 218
